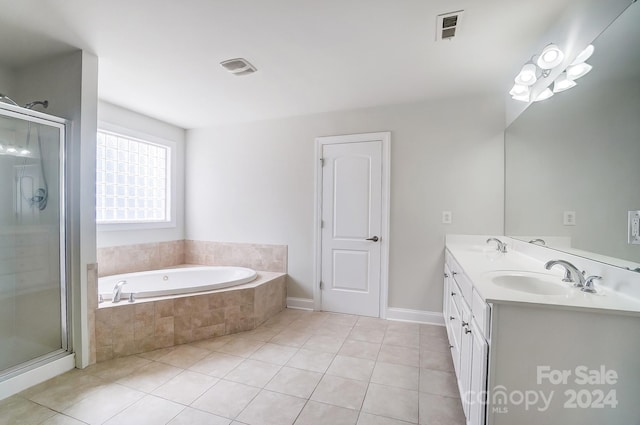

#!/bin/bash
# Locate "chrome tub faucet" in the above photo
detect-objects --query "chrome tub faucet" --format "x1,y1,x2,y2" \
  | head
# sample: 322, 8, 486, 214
112, 280, 127, 303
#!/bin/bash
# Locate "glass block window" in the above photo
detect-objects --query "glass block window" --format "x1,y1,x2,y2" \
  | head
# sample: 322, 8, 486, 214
96, 130, 170, 223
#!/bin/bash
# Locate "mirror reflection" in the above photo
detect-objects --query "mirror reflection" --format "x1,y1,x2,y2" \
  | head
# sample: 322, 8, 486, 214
505, 2, 640, 269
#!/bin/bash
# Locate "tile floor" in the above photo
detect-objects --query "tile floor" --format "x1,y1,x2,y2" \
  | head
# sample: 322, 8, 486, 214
1, 309, 465, 425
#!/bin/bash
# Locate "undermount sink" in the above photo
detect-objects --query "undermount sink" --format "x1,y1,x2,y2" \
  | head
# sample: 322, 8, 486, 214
484, 270, 571, 296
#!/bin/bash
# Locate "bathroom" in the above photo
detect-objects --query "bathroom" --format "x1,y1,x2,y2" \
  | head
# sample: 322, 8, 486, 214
0, 0, 639, 424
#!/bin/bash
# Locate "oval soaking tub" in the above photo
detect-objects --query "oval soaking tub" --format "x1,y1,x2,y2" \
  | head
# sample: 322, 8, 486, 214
98, 266, 258, 300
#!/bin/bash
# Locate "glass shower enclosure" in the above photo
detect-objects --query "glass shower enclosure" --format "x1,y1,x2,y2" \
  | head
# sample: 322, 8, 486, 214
0, 104, 69, 380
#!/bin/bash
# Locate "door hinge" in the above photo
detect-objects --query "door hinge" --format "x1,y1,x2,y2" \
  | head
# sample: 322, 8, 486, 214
320, 158, 324, 166
320, 220, 324, 228
319, 281, 324, 290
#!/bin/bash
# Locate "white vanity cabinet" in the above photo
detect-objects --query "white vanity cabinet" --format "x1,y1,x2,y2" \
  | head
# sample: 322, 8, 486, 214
444, 250, 490, 425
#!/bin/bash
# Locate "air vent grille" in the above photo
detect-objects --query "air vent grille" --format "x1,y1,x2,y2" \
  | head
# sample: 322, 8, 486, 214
220, 58, 257, 76
436, 10, 464, 41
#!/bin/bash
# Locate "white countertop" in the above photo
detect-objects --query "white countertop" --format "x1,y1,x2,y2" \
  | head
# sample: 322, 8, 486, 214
446, 237, 640, 316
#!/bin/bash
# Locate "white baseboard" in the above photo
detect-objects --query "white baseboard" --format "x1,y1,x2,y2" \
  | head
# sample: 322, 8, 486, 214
0, 353, 75, 401
286, 297, 315, 311
386, 307, 444, 326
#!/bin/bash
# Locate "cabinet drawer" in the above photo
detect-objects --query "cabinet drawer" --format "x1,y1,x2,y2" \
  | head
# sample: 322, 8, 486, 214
472, 288, 491, 340
446, 250, 473, 304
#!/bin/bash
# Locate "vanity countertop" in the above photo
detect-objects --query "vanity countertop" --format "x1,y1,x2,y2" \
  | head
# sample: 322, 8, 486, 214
446, 238, 640, 316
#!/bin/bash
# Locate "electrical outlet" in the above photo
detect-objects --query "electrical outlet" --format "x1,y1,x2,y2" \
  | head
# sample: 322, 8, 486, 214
563, 211, 576, 226
442, 211, 452, 224
629, 211, 640, 245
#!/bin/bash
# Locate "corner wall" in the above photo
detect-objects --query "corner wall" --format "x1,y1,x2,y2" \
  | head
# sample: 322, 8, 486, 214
186, 95, 505, 313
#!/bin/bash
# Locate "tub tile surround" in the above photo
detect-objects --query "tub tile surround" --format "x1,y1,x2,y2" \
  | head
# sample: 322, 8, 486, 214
95, 273, 286, 362
97, 240, 287, 277
5, 309, 465, 425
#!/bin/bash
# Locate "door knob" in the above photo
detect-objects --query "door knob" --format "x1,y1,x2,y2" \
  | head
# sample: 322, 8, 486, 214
366, 236, 379, 242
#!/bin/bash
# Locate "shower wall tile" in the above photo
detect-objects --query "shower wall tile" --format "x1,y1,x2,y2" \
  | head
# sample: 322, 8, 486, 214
97, 240, 185, 277
184, 240, 287, 273
93, 273, 286, 362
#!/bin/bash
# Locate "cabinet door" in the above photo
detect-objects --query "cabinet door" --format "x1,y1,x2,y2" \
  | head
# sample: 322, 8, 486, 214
469, 320, 488, 425
459, 299, 473, 419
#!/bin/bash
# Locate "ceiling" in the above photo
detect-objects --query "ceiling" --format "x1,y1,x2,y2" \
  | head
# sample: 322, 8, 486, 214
0, 0, 577, 129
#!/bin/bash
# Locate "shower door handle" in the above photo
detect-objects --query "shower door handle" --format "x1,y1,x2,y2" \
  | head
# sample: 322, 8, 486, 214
365, 236, 379, 242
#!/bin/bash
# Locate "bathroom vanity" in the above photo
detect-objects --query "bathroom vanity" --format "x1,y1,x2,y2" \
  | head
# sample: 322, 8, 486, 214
444, 235, 640, 425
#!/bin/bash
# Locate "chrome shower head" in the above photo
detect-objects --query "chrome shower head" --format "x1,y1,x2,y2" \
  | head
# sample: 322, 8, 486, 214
24, 100, 49, 110
0, 93, 19, 106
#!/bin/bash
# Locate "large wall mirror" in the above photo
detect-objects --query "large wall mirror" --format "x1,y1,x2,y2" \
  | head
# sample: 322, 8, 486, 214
505, 2, 640, 270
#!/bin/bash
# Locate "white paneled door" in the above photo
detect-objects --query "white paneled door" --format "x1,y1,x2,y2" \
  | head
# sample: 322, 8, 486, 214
317, 133, 389, 317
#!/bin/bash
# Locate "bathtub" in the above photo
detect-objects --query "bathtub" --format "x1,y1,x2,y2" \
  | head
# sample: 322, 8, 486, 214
98, 266, 258, 300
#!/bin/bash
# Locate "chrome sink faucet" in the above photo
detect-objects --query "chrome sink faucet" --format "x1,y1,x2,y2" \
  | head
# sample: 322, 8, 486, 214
487, 238, 508, 253
112, 280, 127, 303
544, 260, 585, 287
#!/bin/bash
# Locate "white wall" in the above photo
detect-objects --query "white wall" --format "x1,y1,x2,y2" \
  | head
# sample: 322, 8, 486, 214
186, 95, 504, 313
96, 101, 186, 247
0, 65, 15, 97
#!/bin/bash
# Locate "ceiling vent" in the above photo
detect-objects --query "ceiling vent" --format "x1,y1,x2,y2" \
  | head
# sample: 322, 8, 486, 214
220, 58, 257, 76
436, 10, 464, 41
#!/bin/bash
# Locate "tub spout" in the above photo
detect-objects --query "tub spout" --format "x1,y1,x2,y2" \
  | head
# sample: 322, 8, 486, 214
113, 280, 127, 303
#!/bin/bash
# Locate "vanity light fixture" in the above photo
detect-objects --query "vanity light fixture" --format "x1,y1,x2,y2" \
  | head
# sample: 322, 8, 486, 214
510, 43, 565, 102
534, 87, 554, 102
566, 62, 593, 80
553, 72, 577, 93
536, 44, 565, 70
571, 44, 594, 66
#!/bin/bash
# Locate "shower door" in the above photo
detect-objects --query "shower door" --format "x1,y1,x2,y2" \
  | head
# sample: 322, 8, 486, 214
0, 105, 68, 378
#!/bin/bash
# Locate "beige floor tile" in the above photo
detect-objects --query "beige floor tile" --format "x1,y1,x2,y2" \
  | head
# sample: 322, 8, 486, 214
386, 322, 420, 334
20, 369, 91, 399
324, 313, 359, 327
152, 370, 218, 405
250, 343, 298, 365
104, 394, 184, 425
370, 362, 419, 391
236, 390, 306, 425
361, 383, 419, 423
84, 355, 151, 381
286, 348, 335, 373
419, 337, 450, 354
190, 336, 233, 351
271, 330, 311, 348
419, 348, 454, 372
310, 375, 368, 410
338, 340, 381, 361
355, 317, 388, 330
356, 412, 414, 425
157, 344, 210, 368
0, 396, 56, 425
348, 328, 385, 344
63, 383, 144, 425
419, 325, 447, 340
40, 414, 87, 425
224, 359, 281, 387
295, 400, 358, 425
189, 352, 245, 377
419, 369, 459, 398
265, 366, 322, 398
168, 407, 231, 425
419, 392, 465, 425
383, 332, 419, 349
326, 355, 375, 382
313, 323, 354, 339
217, 338, 264, 358
239, 327, 280, 342
191, 380, 260, 418
302, 335, 345, 353
117, 361, 183, 392
28, 373, 107, 411
377, 345, 419, 367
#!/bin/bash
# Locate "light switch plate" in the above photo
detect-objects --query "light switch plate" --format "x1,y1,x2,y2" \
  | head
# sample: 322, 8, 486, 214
442, 211, 452, 224
629, 210, 640, 245
563, 211, 576, 226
